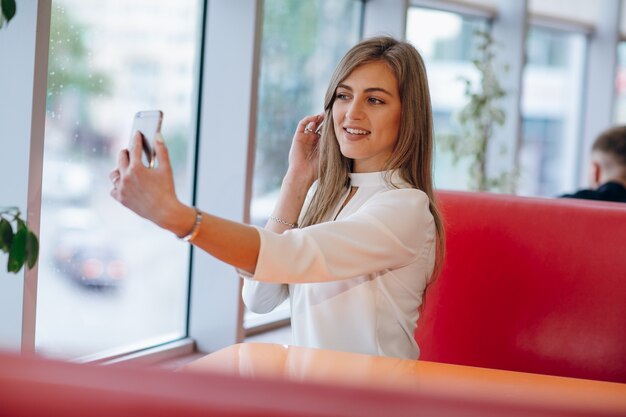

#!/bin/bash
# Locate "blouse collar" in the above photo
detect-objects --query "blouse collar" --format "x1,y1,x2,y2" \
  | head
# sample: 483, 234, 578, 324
348, 170, 410, 188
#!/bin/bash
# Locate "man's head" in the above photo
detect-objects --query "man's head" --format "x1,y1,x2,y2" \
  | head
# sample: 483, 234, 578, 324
589, 125, 626, 188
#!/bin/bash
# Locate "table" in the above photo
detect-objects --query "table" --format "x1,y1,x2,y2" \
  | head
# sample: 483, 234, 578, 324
184, 342, 626, 416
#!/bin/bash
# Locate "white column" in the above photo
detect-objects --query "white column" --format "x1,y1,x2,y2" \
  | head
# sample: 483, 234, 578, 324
362, 0, 408, 40
188, 0, 263, 353
578, 0, 620, 185
490, 0, 528, 188
0, 0, 50, 353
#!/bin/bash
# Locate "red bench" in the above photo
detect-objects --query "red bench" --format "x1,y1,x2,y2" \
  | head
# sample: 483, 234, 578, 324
416, 191, 626, 383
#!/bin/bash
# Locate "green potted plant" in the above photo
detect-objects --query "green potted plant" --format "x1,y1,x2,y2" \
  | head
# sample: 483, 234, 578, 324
1, 0, 40, 274
0, 208, 39, 273
0, 0, 15, 28
439, 30, 518, 193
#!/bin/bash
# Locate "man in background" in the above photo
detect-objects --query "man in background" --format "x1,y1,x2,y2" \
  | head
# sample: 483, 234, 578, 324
561, 125, 626, 203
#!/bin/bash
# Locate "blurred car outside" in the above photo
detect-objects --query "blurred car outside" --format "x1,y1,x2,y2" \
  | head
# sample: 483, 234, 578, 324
51, 208, 126, 289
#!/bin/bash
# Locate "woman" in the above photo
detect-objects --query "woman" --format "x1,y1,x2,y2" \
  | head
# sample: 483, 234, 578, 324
110, 36, 445, 360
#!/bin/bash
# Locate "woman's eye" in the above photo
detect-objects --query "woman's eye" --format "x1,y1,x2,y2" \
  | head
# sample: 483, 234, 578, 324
368, 97, 384, 105
336, 93, 349, 100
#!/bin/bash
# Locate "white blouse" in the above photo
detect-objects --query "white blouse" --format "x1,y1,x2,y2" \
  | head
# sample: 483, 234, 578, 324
241, 171, 436, 359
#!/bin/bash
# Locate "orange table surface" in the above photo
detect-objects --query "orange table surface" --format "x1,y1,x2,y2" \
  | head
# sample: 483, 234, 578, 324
184, 342, 626, 416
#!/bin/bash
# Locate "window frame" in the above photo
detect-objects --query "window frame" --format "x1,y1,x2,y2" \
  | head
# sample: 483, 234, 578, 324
0, 0, 50, 355
410, 0, 497, 20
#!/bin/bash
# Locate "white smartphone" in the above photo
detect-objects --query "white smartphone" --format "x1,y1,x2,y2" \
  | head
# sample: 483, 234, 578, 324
130, 110, 163, 167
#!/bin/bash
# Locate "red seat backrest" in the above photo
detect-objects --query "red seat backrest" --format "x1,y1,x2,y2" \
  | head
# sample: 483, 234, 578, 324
416, 191, 626, 383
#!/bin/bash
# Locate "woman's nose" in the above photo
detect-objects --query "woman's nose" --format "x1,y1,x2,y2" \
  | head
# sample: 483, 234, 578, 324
345, 100, 365, 120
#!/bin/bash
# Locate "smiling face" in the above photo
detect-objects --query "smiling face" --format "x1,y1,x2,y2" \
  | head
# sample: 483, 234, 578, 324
332, 60, 402, 173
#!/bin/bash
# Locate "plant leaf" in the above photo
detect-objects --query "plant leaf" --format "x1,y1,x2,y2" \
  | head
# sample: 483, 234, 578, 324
1, 0, 16, 22
0, 218, 12, 253
7, 221, 26, 273
25, 230, 39, 268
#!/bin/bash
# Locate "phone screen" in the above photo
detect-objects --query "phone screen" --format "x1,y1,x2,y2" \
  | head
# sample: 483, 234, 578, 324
131, 110, 163, 167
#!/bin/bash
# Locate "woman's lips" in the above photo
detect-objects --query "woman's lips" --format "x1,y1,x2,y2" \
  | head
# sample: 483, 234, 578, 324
343, 126, 371, 141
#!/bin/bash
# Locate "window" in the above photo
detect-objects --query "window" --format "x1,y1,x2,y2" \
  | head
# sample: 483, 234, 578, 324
246, 0, 363, 330
36, 0, 201, 360
518, 26, 586, 197
614, 41, 626, 124
406, 7, 489, 191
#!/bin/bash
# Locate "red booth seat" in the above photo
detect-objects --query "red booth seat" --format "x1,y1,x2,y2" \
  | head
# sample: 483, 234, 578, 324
416, 191, 626, 383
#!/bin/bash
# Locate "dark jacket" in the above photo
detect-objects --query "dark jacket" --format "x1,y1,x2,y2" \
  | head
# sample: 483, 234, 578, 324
560, 181, 626, 203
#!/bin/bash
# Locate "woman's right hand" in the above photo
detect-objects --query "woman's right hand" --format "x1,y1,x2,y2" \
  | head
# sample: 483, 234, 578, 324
110, 132, 194, 237
286, 113, 324, 187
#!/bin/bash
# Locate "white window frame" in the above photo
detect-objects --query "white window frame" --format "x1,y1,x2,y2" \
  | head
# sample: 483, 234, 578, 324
0, 0, 49, 355
188, 0, 263, 354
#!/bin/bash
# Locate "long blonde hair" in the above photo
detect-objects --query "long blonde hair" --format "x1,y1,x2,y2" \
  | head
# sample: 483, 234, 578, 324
300, 36, 445, 279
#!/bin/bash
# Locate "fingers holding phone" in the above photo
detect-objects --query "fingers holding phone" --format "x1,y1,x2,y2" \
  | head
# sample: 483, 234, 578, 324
111, 110, 180, 227
130, 110, 163, 168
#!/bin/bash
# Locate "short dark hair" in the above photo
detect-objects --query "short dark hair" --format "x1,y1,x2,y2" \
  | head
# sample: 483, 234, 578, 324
592, 126, 626, 165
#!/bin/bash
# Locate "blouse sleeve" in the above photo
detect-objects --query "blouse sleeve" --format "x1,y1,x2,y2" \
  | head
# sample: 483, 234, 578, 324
250, 188, 434, 283
241, 278, 289, 314
237, 181, 318, 312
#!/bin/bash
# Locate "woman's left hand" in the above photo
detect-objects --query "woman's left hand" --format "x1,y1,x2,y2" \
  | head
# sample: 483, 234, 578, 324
286, 113, 324, 186
109, 132, 184, 229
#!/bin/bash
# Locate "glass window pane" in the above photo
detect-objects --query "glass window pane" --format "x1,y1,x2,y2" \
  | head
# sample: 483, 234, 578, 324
406, 7, 489, 191
246, 0, 362, 330
519, 26, 586, 197
36, 0, 201, 359
614, 41, 626, 124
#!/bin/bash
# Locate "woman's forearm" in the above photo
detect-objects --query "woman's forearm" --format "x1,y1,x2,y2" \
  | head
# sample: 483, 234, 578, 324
159, 170, 312, 275
265, 170, 314, 233
161, 202, 261, 274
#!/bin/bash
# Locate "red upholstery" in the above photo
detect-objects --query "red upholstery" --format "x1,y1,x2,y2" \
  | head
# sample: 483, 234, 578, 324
416, 190, 626, 383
